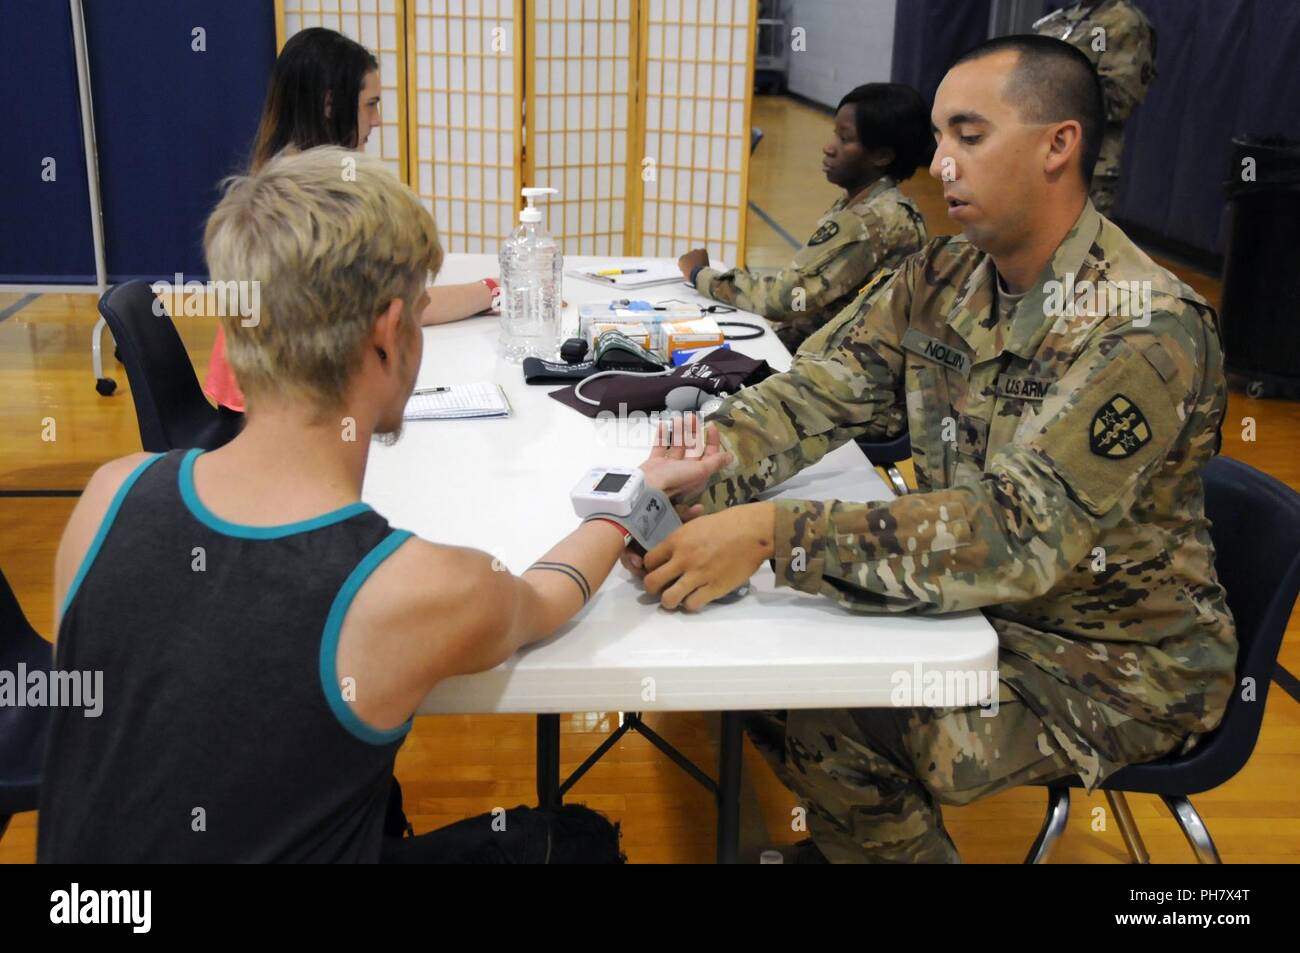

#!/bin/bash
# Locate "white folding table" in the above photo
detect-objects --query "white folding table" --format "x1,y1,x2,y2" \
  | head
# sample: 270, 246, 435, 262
361, 254, 999, 862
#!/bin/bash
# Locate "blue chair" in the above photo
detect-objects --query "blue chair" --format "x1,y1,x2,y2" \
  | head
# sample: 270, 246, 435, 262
856, 432, 911, 496
0, 568, 53, 844
97, 280, 243, 452
1026, 456, 1300, 863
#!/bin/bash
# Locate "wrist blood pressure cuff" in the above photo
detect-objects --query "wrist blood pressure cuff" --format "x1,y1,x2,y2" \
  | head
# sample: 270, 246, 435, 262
548, 348, 774, 418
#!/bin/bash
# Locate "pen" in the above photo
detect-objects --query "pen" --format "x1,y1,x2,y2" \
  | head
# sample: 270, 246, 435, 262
413, 386, 451, 394
595, 268, 648, 276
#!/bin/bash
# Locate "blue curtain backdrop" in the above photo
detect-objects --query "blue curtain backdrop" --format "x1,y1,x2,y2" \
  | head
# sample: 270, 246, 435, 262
891, 0, 993, 107
0, 1, 97, 283
1112, 0, 1300, 259
82, 0, 276, 282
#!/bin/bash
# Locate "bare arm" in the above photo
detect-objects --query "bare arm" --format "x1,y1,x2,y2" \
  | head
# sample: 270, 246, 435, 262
420, 281, 495, 326
417, 422, 733, 679
354, 523, 619, 715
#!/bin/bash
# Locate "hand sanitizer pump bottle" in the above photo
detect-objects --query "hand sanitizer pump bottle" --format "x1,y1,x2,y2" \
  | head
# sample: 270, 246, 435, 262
498, 187, 562, 362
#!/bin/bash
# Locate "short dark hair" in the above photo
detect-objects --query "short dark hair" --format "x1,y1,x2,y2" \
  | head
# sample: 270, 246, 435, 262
951, 34, 1105, 184
836, 83, 935, 181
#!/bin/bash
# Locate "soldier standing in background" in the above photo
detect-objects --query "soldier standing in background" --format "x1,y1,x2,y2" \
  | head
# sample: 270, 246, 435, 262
678, 83, 933, 352
1032, 0, 1157, 216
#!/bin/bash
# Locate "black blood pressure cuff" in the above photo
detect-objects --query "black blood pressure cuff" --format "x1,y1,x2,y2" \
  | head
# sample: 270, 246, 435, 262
522, 357, 599, 383
549, 348, 774, 418
523, 333, 667, 384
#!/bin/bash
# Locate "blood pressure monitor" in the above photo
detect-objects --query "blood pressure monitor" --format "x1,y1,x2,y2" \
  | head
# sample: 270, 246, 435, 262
571, 467, 681, 550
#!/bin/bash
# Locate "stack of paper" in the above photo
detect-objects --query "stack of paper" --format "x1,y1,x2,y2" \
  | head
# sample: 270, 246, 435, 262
404, 382, 512, 420
566, 260, 687, 288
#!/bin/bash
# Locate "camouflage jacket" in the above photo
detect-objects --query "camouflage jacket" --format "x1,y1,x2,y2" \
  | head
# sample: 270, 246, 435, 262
688, 201, 1235, 788
694, 176, 928, 351
1033, 0, 1157, 182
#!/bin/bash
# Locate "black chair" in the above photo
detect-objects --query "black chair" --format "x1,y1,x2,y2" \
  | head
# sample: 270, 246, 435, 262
1026, 456, 1300, 863
856, 432, 911, 496
0, 569, 53, 844
97, 279, 243, 452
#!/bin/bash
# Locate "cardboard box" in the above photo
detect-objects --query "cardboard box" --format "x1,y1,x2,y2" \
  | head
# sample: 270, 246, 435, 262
589, 322, 653, 351
662, 317, 724, 361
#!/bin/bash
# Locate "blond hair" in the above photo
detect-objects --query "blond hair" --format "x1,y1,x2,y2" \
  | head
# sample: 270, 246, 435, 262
204, 146, 442, 410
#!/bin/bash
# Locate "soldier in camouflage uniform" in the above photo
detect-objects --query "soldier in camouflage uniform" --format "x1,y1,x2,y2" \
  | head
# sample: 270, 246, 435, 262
636, 37, 1234, 862
679, 83, 932, 352
1032, 0, 1157, 216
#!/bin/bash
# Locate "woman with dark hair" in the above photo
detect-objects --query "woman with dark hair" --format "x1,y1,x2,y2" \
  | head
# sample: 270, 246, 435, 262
205, 27, 497, 414
247, 31, 497, 321
679, 82, 934, 351
249, 27, 382, 169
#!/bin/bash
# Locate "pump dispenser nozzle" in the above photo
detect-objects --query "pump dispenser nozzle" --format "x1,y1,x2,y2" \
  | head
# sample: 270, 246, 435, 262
520, 187, 558, 223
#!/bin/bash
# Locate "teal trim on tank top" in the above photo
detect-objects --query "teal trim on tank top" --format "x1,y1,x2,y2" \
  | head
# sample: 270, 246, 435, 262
61, 453, 165, 618
319, 529, 416, 746
179, 448, 373, 539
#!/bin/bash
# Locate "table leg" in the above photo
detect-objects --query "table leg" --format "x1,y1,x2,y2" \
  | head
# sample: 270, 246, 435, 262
536, 713, 561, 810
716, 710, 743, 864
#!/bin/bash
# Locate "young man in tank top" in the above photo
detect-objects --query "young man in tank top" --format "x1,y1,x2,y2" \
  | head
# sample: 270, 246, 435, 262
41, 146, 729, 863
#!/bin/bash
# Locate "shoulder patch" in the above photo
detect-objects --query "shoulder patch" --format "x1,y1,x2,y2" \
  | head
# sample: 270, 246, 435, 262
1089, 394, 1151, 458
807, 220, 840, 246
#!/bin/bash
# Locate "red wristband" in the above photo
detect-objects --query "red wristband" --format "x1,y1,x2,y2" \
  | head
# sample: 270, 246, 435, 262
588, 517, 632, 546
479, 278, 500, 314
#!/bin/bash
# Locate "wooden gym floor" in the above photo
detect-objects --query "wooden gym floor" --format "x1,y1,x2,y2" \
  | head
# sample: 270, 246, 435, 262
2, 94, 1297, 863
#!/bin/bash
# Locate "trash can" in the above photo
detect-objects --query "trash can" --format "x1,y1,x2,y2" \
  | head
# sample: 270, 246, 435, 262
1220, 135, 1300, 399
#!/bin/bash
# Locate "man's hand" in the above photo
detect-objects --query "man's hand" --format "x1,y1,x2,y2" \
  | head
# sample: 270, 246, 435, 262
678, 248, 710, 280
623, 416, 728, 577
637, 415, 730, 500
642, 501, 776, 611
619, 501, 705, 577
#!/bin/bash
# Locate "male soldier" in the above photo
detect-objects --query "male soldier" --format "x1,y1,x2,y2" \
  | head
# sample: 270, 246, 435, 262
678, 83, 932, 351
1032, 0, 1156, 215
632, 35, 1234, 862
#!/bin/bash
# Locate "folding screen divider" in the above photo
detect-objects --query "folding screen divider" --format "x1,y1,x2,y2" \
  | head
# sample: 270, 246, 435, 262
275, 0, 755, 263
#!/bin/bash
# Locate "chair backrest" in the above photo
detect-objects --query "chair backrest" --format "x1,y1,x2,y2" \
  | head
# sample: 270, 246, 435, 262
0, 568, 53, 815
855, 432, 911, 467
1155, 455, 1300, 792
97, 279, 216, 452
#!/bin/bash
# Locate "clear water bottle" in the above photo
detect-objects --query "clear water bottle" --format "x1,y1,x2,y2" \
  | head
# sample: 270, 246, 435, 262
498, 187, 562, 362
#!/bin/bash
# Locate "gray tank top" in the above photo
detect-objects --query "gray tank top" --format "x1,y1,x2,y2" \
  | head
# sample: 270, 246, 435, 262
38, 448, 414, 862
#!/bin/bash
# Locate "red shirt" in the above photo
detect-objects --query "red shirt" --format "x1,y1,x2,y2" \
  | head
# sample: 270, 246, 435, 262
204, 326, 245, 412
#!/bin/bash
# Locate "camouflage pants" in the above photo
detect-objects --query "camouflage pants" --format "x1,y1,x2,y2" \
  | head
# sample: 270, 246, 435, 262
747, 672, 1185, 863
